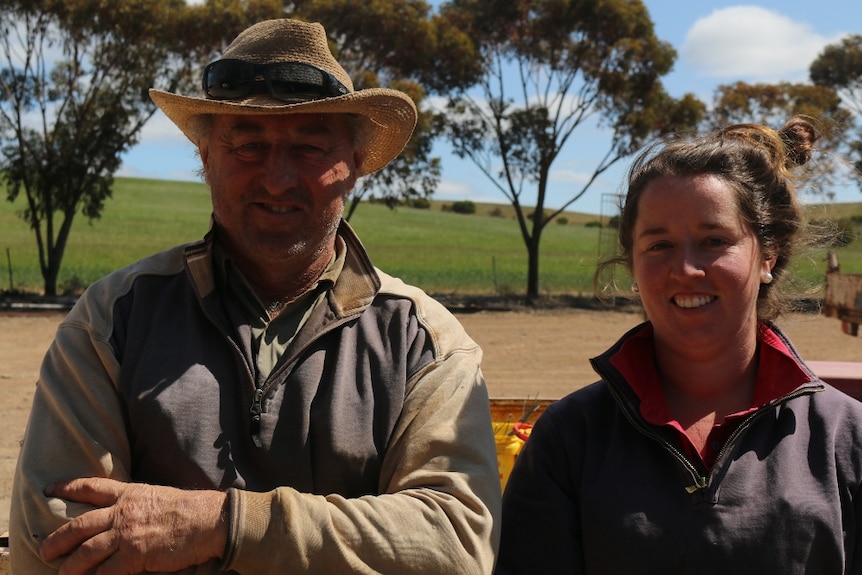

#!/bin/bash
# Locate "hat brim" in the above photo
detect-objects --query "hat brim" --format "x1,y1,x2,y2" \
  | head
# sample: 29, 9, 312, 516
149, 88, 417, 177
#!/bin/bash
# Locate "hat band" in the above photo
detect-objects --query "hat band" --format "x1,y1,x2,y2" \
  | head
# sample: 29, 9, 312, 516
202, 59, 350, 103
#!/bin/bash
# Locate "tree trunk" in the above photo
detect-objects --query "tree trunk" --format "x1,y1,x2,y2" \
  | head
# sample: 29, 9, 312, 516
43, 241, 62, 296
41, 208, 76, 297
43, 267, 58, 297
525, 230, 542, 304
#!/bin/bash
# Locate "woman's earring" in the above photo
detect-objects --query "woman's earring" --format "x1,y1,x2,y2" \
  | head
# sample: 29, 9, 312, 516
631, 282, 639, 293
761, 271, 773, 284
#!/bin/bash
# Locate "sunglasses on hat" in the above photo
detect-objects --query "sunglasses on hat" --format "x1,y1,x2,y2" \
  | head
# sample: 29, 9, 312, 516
203, 59, 350, 102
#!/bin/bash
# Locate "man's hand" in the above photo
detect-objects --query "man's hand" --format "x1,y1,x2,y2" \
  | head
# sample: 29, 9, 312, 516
40, 477, 228, 575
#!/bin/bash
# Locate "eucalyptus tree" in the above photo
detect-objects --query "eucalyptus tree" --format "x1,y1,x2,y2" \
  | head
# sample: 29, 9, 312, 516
434, 0, 703, 303
704, 81, 852, 201
0, 0, 208, 295
290, 0, 480, 219
810, 34, 862, 190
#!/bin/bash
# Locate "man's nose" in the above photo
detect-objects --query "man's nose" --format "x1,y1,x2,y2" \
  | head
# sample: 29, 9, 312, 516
261, 147, 299, 193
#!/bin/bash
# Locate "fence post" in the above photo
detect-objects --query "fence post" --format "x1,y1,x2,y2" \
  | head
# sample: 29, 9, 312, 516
5, 248, 13, 292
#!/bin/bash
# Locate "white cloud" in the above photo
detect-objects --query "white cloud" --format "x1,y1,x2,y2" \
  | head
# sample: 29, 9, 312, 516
681, 6, 844, 81
424, 95, 449, 114
140, 109, 189, 144
120, 117, 200, 182
435, 179, 472, 198
549, 168, 594, 187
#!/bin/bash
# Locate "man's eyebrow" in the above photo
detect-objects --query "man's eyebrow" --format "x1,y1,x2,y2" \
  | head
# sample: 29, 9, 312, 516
295, 120, 339, 137
226, 119, 338, 138
226, 121, 265, 136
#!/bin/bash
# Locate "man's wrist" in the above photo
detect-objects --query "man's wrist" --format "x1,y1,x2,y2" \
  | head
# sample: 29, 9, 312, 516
214, 488, 234, 568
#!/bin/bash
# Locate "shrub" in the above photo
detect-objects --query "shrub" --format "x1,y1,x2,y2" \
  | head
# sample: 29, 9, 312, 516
585, 220, 602, 228
832, 219, 857, 248
451, 200, 476, 215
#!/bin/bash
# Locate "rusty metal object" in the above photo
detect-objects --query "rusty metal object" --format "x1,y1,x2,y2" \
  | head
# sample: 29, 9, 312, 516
823, 251, 862, 337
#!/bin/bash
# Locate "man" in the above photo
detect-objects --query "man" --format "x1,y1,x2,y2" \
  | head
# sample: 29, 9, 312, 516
10, 19, 500, 574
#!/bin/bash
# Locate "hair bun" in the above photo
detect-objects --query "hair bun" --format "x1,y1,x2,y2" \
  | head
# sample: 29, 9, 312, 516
780, 117, 819, 167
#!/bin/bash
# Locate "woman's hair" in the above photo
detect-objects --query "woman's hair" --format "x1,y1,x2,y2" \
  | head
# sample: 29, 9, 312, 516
595, 116, 820, 321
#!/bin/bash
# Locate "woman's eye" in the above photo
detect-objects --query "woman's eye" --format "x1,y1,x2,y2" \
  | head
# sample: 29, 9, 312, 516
647, 241, 671, 251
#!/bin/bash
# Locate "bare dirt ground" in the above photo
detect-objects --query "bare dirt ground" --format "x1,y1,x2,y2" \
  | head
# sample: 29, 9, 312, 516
1, 308, 860, 534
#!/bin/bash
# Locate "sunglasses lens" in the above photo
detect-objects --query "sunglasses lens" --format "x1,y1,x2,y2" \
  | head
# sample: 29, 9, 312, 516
204, 60, 256, 99
202, 60, 349, 101
268, 64, 345, 101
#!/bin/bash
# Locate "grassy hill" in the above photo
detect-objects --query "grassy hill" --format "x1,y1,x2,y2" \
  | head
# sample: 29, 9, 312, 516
1, 176, 861, 297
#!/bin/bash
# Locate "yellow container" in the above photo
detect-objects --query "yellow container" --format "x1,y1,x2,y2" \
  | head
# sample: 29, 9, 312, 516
493, 421, 532, 491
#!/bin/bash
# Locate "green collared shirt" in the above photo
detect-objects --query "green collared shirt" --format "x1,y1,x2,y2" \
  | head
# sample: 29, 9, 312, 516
213, 237, 346, 383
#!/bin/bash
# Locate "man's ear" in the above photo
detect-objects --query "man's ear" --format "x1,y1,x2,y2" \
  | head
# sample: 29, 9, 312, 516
199, 143, 210, 185
353, 151, 365, 174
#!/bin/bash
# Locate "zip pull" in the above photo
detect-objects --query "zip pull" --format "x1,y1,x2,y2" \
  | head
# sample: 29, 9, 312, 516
250, 387, 264, 446
685, 476, 708, 494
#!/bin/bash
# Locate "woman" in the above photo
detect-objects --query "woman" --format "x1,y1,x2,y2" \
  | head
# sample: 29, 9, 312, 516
495, 118, 862, 574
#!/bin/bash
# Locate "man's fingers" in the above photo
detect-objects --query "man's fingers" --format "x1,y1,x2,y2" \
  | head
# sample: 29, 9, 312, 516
40, 476, 123, 563
90, 545, 148, 575
45, 477, 124, 507
41, 506, 114, 562
56, 530, 120, 575
40, 480, 227, 573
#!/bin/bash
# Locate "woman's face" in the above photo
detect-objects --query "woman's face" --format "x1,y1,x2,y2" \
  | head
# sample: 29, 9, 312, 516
631, 173, 775, 358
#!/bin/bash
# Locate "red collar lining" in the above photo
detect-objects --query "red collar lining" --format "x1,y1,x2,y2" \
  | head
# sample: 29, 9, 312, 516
609, 323, 811, 427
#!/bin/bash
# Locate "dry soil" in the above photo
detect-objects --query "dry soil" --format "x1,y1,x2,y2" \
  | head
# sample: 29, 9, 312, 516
1, 308, 860, 534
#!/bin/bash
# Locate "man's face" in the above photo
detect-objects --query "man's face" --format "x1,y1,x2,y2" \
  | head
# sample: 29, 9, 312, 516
200, 113, 361, 269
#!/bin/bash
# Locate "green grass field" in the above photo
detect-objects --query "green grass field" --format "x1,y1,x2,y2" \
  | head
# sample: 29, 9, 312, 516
2, 177, 861, 297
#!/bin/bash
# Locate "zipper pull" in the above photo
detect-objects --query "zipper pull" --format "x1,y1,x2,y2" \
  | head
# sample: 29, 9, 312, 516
685, 476, 708, 494
250, 387, 264, 446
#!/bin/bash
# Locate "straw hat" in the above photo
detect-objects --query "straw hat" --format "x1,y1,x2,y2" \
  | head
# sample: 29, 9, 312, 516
149, 19, 418, 176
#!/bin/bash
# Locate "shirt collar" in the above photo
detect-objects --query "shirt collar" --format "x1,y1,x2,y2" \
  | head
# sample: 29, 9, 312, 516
611, 322, 813, 426
212, 234, 347, 323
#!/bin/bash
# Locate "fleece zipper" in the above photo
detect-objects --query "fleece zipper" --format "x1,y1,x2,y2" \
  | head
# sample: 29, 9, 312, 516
607, 380, 824, 496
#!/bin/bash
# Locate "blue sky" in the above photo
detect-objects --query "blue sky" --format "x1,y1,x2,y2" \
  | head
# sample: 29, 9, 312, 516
119, 1, 861, 215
